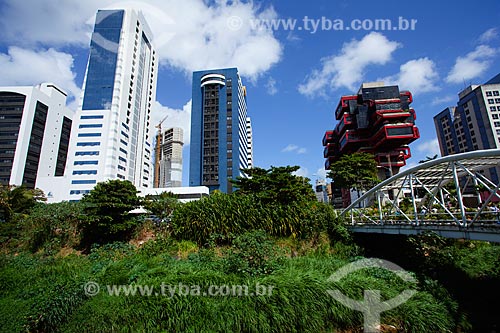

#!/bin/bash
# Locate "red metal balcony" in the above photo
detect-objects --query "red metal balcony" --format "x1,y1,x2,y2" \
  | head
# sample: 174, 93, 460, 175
372, 124, 420, 149
375, 147, 412, 167
400, 90, 413, 104
335, 95, 357, 120
339, 130, 368, 153
322, 130, 336, 146
335, 114, 354, 136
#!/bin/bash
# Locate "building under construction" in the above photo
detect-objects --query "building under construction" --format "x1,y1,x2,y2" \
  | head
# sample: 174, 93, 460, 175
323, 82, 420, 206
155, 127, 183, 188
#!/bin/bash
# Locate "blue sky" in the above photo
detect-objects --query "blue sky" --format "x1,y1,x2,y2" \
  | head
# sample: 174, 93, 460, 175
0, 0, 499, 186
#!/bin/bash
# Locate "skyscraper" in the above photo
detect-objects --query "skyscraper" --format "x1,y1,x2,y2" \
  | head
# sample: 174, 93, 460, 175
434, 73, 500, 182
190, 68, 251, 193
64, 9, 157, 199
323, 82, 419, 174
322, 82, 420, 207
246, 116, 253, 168
158, 127, 183, 187
0, 83, 73, 188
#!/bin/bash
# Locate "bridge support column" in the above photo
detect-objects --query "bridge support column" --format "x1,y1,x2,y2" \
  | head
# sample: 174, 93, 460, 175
452, 162, 467, 227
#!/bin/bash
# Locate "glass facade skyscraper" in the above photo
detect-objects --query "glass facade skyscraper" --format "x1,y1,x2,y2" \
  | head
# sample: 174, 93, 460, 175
82, 10, 124, 110
63, 9, 157, 200
189, 68, 252, 193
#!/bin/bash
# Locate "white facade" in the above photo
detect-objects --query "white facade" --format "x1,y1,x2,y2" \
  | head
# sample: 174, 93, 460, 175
246, 116, 253, 168
42, 9, 158, 201
138, 186, 209, 203
158, 127, 183, 187
0, 83, 73, 189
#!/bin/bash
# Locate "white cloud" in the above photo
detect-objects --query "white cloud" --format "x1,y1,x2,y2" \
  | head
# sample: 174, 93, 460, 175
479, 28, 498, 43
0, 47, 81, 100
315, 168, 327, 180
446, 45, 497, 84
298, 32, 400, 97
286, 32, 301, 43
0, 0, 100, 47
281, 144, 306, 154
431, 95, 455, 106
152, 100, 192, 145
0, 0, 283, 80
265, 77, 278, 95
379, 58, 439, 95
416, 138, 440, 157
282, 144, 298, 152
293, 167, 309, 178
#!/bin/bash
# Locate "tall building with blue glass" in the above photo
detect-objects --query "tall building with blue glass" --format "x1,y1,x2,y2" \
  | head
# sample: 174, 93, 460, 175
64, 9, 157, 200
189, 68, 252, 193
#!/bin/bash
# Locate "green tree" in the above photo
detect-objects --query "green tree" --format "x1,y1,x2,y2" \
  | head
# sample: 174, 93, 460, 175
0, 185, 46, 222
327, 152, 379, 192
230, 165, 316, 204
79, 180, 140, 246
143, 191, 180, 221
419, 154, 438, 163
23, 201, 84, 253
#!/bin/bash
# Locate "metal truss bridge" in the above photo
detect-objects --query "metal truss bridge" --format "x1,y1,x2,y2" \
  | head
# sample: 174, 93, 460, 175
341, 149, 500, 243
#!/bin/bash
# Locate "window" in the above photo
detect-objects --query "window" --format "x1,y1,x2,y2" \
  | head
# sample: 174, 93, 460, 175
486, 91, 493, 97
72, 170, 97, 175
493, 114, 499, 119
494, 121, 500, 127
71, 180, 97, 185
119, 156, 127, 162
78, 133, 101, 137
79, 124, 102, 129
77, 142, 100, 147
491, 106, 497, 111
494, 91, 500, 96
74, 160, 98, 165
488, 99, 495, 104
75, 151, 99, 156
81, 115, 104, 120
70, 190, 91, 195
496, 99, 500, 104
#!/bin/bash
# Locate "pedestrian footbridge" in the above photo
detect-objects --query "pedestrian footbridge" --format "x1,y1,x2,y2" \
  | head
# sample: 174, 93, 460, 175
340, 149, 500, 242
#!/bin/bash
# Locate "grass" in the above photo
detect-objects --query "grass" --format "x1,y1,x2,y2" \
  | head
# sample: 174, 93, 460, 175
0, 237, 457, 333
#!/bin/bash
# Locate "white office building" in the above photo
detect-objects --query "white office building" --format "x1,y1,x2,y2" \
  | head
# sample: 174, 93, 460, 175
246, 116, 253, 168
0, 83, 73, 189
41, 9, 158, 201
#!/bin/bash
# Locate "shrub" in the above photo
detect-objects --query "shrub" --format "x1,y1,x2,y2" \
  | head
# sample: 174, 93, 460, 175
170, 193, 349, 245
21, 201, 83, 254
224, 230, 284, 276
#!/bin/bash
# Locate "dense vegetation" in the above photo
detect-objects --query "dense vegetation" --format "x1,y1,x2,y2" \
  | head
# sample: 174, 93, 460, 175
0, 171, 499, 332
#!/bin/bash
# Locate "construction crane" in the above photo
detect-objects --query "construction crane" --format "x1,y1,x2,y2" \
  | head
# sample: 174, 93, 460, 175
154, 115, 168, 188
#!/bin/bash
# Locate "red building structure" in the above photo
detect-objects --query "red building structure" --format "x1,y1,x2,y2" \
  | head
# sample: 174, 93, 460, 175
323, 83, 420, 207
